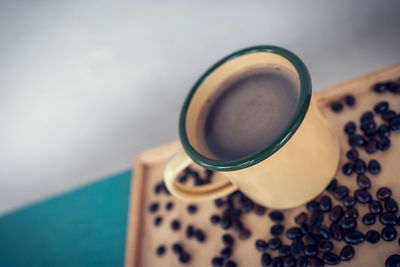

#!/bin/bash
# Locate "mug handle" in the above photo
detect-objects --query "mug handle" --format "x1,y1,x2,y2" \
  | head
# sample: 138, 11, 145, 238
163, 150, 238, 201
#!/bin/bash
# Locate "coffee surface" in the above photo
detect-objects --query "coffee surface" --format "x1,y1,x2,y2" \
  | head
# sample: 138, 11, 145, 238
197, 65, 300, 161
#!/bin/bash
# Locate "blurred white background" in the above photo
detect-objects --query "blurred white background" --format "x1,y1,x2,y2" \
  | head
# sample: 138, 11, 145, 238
0, 0, 399, 215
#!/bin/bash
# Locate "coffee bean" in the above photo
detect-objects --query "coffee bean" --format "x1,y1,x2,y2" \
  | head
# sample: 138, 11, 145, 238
154, 182, 163, 195
354, 159, 367, 174
365, 229, 380, 244
269, 211, 284, 223
172, 243, 183, 254
373, 82, 387, 93
304, 244, 318, 257
215, 198, 224, 208
355, 189, 372, 203
340, 245, 355, 261
377, 187, 392, 200
212, 256, 224, 267
334, 186, 349, 200
390, 117, 400, 130
271, 257, 283, 267
362, 213, 375, 226
346, 149, 358, 161
232, 220, 244, 231
239, 197, 254, 213
254, 204, 267, 216
379, 136, 391, 151
344, 208, 358, 219
369, 200, 383, 214
154, 216, 163, 226
386, 254, 400, 267
178, 174, 188, 183
271, 224, 285, 236
148, 202, 159, 213
320, 196, 332, 212
222, 234, 234, 247
357, 174, 371, 189
210, 214, 221, 224
296, 256, 308, 267
279, 245, 292, 257
341, 218, 357, 231
378, 124, 391, 138
385, 197, 398, 213
295, 212, 308, 225
310, 212, 323, 228
342, 163, 354, 176
361, 111, 374, 122
156, 245, 166, 256
361, 120, 376, 131
382, 226, 397, 241
364, 128, 377, 137
307, 200, 320, 212
310, 257, 324, 267
365, 139, 378, 154
291, 239, 304, 255
220, 246, 232, 259
186, 225, 195, 238
171, 219, 180, 231
343, 196, 356, 208
221, 216, 232, 230
374, 101, 389, 113
187, 204, 197, 214
318, 240, 333, 253
388, 81, 400, 93
382, 110, 397, 121
344, 94, 356, 106
229, 208, 242, 219
195, 229, 206, 242
344, 231, 365, 244
261, 253, 272, 267
301, 223, 313, 235
326, 179, 338, 192
269, 237, 282, 250
283, 255, 296, 267
380, 212, 397, 225
225, 260, 237, 267
319, 226, 331, 240
344, 121, 356, 135
239, 228, 251, 240
165, 201, 173, 211
329, 206, 344, 222
331, 102, 343, 112
179, 252, 191, 263
348, 134, 366, 147
304, 234, 320, 246
286, 227, 303, 240
255, 239, 268, 252
322, 252, 340, 265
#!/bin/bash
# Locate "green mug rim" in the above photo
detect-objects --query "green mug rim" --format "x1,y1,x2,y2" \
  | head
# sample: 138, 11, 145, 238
179, 45, 312, 171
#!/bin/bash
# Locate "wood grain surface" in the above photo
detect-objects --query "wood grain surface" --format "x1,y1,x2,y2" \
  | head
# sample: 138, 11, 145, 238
125, 63, 400, 267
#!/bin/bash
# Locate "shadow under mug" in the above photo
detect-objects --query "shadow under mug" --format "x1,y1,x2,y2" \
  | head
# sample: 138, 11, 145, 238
164, 45, 340, 209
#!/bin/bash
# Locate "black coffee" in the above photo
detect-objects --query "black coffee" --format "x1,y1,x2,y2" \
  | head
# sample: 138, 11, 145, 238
197, 65, 300, 161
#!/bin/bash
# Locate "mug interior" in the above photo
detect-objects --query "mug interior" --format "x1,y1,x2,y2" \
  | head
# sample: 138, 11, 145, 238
179, 46, 311, 171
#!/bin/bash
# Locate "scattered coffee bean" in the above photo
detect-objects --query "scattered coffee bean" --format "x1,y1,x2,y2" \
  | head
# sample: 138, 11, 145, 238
255, 239, 268, 252
283, 255, 296, 267
390, 117, 400, 131
344, 94, 356, 106
342, 163, 354, 176
269, 211, 284, 223
310, 256, 324, 267
354, 159, 367, 174
322, 252, 340, 265
232, 220, 244, 231
341, 218, 357, 231
366, 229, 380, 244
318, 196, 331, 212
261, 253, 272, 267
271, 257, 283, 267
178, 175, 188, 184
171, 219, 181, 231
366, 139, 378, 154
349, 134, 366, 147
319, 226, 331, 240
154, 183, 163, 195
382, 110, 397, 121
271, 224, 285, 236
374, 101, 389, 113
254, 204, 267, 216
195, 229, 206, 242
343, 196, 356, 208
296, 256, 308, 267
326, 179, 338, 192
329, 206, 344, 222
210, 214, 221, 224
239, 228, 251, 240
344, 121, 356, 135
377, 187, 392, 200
304, 234, 320, 246
187, 204, 197, 214
307, 200, 320, 212
179, 251, 191, 263
378, 124, 391, 138
379, 136, 391, 151
357, 174, 371, 189
344, 231, 365, 244
380, 212, 398, 225
212, 256, 224, 267
386, 254, 400, 267
385, 197, 398, 213
362, 213, 376, 225
156, 245, 166, 256
269, 237, 282, 250
165, 201, 173, 211
310, 212, 323, 228
222, 234, 234, 247
304, 244, 318, 257
340, 245, 355, 261
186, 225, 194, 238
382, 226, 397, 241
331, 102, 343, 112
388, 81, 400, 93
364, 128, 377, 137
220, 216, 232, 230
369, 200, 383, 214
361, 111, 374, 122
344, 208, 358, 219
172, 243, 183, 254
291, 239, 304, 255
361, 120, 376, 131
154, 216, 163, 226
225, 260, 237, 267
148, 202, 159, 213
318, 240, 333, 253
295, 212, 308, 225
354, 189, 372, 203
286, 227, 303, 240
279, 245, 292, 257
215, 198, 224, 208
346, 148, 359, 161
334, 186, 349, 200
220, 246, 232, 259
301, 223, 313, 235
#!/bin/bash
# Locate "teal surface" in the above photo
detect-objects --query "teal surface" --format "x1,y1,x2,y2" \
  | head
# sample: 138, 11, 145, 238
0, 170, 132, 267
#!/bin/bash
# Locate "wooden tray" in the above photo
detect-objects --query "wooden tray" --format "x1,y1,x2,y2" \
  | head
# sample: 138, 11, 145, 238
125, 63, 400, 267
